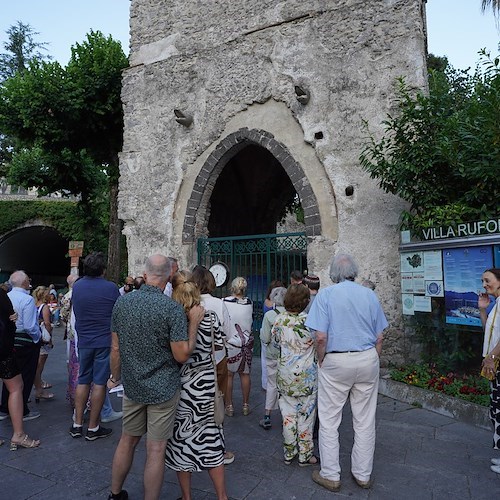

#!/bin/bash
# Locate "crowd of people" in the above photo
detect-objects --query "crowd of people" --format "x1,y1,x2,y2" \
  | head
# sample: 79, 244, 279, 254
1, 252, 499, 498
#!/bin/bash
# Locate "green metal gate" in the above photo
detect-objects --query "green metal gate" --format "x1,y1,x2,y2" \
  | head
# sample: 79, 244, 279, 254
197, 232, 307, 334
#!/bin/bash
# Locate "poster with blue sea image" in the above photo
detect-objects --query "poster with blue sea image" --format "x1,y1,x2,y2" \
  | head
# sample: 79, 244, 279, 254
443, 246, 493, 327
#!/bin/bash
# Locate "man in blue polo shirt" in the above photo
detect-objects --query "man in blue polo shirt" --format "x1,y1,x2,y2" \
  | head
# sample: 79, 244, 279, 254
306, 253, 388, 493
70, 252, 120, 441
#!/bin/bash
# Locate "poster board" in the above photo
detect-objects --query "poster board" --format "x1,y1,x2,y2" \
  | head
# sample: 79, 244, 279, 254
443, 246, 493, 327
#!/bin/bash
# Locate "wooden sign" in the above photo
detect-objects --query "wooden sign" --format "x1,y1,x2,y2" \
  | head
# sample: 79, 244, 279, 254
69, 241, 84, 250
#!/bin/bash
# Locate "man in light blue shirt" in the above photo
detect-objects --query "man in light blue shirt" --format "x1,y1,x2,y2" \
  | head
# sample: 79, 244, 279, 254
305, 254, 388, 492
0, 270, 41, 421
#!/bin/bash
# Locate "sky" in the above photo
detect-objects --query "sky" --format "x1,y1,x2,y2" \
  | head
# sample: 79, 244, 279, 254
0, 0, 498, 71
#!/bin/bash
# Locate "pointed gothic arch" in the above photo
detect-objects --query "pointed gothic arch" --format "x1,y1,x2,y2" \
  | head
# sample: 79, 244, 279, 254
182, 128, 322, 243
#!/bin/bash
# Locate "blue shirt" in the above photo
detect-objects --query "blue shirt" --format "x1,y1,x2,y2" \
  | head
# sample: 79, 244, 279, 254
305, 280, 388, 352
72, 276, 120, 349
7, 287, 41, 342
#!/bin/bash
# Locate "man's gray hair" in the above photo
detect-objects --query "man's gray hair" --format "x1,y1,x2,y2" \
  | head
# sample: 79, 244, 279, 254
329, 253, 358, 283
145, 254, 171, 278
9, 270, 27, 288
270, 287, 287, 307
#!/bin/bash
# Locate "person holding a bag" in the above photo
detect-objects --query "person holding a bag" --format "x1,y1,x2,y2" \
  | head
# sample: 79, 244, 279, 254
223, 277, 254, 417
32, 286, 54, 403
478, 268, 500, 473
165, 270, 228, 500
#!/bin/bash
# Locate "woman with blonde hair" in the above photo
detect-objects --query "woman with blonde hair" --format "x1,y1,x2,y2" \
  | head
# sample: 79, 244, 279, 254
32, 286, 54, 402
223, 277, 254, 417
165, 270, 228, 500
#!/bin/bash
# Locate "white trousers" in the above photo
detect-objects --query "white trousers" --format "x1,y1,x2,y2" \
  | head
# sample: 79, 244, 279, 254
264, 358, 279, 411
261, 343, 267, 390
318, 348, 379, 482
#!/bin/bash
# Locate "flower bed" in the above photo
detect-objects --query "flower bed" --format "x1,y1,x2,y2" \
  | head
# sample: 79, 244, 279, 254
390, 363, 490, 407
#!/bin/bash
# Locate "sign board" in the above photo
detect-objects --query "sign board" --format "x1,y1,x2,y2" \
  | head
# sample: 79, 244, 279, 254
443, 246, 492, 327
69, 241, 84, 250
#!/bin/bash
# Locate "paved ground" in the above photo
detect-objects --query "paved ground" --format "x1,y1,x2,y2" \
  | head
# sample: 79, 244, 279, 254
1, 326, 499, 499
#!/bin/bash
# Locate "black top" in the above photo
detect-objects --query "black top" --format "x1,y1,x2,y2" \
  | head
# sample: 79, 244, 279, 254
0, 288, 16, 360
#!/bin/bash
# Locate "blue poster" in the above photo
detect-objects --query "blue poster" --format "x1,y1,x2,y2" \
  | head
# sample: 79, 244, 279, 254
495, 245, 500, 267
443, 246, 493, 327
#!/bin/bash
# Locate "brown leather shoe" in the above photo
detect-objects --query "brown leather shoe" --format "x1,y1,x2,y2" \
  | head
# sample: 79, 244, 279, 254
352, 473, 371, 489
312, 470, 341, 492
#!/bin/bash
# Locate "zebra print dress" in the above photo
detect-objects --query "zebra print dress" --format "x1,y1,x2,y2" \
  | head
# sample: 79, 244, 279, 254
165, 311, 225, 471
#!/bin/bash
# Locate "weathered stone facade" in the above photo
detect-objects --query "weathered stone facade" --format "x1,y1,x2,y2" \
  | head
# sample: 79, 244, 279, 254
119, 0, 428, 363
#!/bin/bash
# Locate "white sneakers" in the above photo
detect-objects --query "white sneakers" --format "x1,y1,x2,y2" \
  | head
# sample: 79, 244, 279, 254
491, 457, 500, 474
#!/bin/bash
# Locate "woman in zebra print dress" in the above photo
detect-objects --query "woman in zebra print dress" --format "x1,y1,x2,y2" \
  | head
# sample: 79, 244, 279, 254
165, 270, 228, 500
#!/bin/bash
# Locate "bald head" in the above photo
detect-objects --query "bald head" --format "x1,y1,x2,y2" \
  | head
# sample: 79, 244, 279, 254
144, 254, 171, 289
9, 270, 29, 289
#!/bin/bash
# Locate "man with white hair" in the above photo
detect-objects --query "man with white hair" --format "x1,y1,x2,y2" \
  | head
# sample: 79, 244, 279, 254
306, 253, 388, 492
0, 270, 41, 421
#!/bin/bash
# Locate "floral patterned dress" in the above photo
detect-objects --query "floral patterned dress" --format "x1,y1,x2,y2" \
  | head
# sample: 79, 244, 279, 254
272, 311, 317, 463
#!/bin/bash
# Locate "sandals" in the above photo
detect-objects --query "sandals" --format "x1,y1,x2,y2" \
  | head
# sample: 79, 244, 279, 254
41, 381, 52, 389
242, 403, 250, 416
10, 434, 40, 450
225, 404, 234, 417
299, 455, 320, 467
35, 392, 55, 403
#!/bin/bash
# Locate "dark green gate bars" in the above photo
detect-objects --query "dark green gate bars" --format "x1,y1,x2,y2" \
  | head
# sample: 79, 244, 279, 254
197, 232, 308, 335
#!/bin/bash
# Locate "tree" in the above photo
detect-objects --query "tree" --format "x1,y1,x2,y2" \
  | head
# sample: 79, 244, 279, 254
0, 21, 51, 81
0, 30, 128, 281
360, 52, 500, 236
481, 0, 500, 16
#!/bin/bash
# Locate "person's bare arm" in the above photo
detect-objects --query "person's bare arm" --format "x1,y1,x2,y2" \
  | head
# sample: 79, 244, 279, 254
171, 305, 205, 363
376, 333, 383, 356
314, 331, 327, 367
107, 332, 122, 388
42, 304, 52, 334
478, 293, 491, 329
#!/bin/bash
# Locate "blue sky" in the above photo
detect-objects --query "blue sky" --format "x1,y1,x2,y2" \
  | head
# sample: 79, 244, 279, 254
0, 0, 498, 70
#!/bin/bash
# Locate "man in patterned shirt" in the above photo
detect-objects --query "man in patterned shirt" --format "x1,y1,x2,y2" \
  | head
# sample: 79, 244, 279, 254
106, 254, 204, 500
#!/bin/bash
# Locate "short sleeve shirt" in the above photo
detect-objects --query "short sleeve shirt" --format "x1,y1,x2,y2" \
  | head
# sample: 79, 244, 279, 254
111, 284, 188, 404
305, 280, 388, 352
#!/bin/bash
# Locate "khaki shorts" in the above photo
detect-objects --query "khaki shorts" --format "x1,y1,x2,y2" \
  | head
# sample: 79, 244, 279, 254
122, 391, 179, 441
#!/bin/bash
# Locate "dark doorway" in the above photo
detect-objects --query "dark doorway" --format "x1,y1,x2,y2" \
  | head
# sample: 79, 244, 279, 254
0, 226, 69, 287
207, 144, 296, 237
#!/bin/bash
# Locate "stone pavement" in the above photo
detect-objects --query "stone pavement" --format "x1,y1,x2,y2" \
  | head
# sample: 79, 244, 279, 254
1, 326, 499, 499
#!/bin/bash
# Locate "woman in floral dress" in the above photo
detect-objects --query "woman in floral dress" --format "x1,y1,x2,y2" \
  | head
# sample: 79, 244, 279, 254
272, 284, 318, 466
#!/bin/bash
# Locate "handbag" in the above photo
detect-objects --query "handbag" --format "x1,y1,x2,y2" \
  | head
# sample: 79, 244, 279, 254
38, 305, 51, 343
481, 303, 499, 381
210, 317, 225, 425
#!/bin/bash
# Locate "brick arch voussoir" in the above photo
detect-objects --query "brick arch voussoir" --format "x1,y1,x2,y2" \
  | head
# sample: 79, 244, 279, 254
182, 128, 321, 243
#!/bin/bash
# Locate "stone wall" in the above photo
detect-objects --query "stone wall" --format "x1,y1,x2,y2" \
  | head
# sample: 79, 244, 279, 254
120, 0, 428, 363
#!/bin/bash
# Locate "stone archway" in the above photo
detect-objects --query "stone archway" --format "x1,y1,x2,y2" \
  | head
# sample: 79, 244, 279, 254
182, 128, 321, 243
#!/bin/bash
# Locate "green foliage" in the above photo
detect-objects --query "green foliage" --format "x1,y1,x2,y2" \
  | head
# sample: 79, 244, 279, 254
0, 21, 51, 81
0, 200, 108, 252
390, 363, 491, 407
408, 312, 479, 372
0, 30, 128, 279
360, 52, 500, 236
427, 53, 448, 73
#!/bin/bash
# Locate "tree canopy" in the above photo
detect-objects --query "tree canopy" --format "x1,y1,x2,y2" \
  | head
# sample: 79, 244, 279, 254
0, 28, 128, 280
360, 51, 500, 236
0, 21, 51, 81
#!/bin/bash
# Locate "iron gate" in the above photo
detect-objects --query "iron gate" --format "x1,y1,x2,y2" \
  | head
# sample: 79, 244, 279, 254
197, 232, 307, 334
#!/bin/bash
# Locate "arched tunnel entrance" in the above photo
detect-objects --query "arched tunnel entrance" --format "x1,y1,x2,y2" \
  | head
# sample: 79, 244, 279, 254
0, 226, 69, 288
208, 144, 297, 237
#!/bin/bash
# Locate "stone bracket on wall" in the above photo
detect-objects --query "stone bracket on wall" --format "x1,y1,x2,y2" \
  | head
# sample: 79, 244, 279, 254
182, 127, 322, 244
